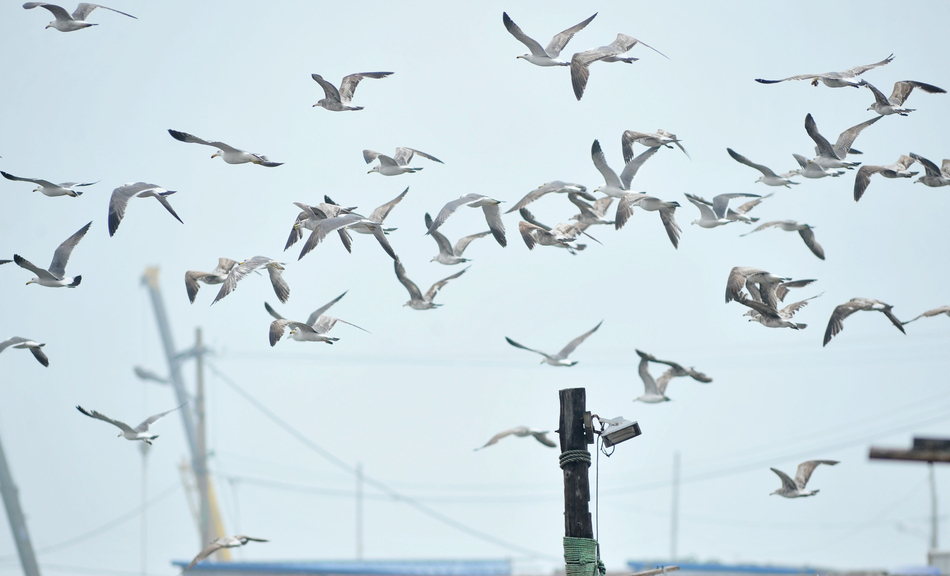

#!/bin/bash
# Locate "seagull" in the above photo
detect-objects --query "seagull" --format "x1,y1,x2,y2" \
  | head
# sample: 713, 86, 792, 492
735, 293, 818, 330
791, 154, 844, 179
633, 350, 670, 403
864, 80, 946, 116
184, 258, 238, 304
568, 193, 614, 227
653, 358, 712, 385
518, 216, 587, 255
903, 306, 950, 325
265, 294, 367, 347
13, 221, 90, 288
297, 212, 398, 262
755, 54, 893, 88
502, 11, 597, 67
363, 148, 443, 176
507, 181, 592, 214
770, 461, 838, 498
687, 193, 769, 224
570, 34, 666, 100
23, 2, 136, 32
108, 182, 183, 237
614, 193, 682, 248
853, 155, 918, 201
212, 256, 289, 305
167, 130, 282, 167
740, 221, 825, 260
685, 193, 760, 229
475, 427, 557, 450
1, 170, 96, 197
427, 193, 506, 247
591, 139, 659, 198
182, 536, 268, 573
393, 260, 468, 310
805, 113, 881, 171
724, 267, 792, 306
910, 153, 950, 188
284, 200, 355, 252
76, 404, 184, 445
0, 337, 48, 367
315, 189, 407, 255
725, 149, 799, 187
823, 298, 905, 346
505, 321, 602, 367
623, 130, 690, 161
424, 213, 489, 265
311, 72, 392, 111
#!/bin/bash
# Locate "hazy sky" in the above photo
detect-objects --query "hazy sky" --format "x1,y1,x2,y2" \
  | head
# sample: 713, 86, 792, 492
1, 1, 949, 575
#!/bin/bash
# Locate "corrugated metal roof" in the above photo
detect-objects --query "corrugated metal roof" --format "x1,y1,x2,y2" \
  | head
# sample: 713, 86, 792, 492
170, 559, 512, 576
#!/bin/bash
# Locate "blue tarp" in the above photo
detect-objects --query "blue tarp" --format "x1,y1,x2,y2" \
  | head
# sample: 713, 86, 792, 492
627, 561, 819, 575
169, 559, 512, 576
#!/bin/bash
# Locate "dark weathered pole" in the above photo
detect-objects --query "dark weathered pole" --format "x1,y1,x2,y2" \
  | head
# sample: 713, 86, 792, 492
559, 388, 593, 539
0, 429, 41, 576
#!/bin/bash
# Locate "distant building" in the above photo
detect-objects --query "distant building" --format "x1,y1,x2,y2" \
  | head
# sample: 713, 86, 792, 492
170, 559, 512, 576
627, 560, 820, 576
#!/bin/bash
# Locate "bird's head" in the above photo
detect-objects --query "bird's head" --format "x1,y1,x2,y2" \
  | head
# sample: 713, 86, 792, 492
26, 279, 33, 285
118, 433, 123, 438
45, 23, 52, 29
368, 165, 381, 175
690, 219, 699, 226
769, 490, 778, 496
32, 187, 39, 193
313, 99, 327, 108
212, 151, 222, 159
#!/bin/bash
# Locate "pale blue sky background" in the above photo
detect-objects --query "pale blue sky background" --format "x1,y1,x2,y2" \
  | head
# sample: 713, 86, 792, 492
1, 1, 949, 575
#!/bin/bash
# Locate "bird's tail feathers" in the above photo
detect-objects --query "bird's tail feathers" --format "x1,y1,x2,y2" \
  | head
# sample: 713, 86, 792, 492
69, 275, 82, 287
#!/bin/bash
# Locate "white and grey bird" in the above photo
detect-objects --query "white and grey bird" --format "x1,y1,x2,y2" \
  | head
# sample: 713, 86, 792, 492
76, 404, 184, 445
168, 130, 282, 167
505, 321, 602, 367
823, 298, 906, 346
284, 199, 355, 252
12, 221, 90, 288
864, 80, 946, 116
652, 357, 713, 386
614, 193, 682, 248
311, 72, 392, 111
725, 149, 799, 187
424, 213, 490, 265
853, 155, 918, 201
623, 130, 690, 160
0, 337, 48, 367
394, 260, 468, 310
633, 350, 670, 403
265, 293, 367, 347
755, 54, 893, 88
591, 139, 659, 198
475, 427, 557, 450
427, 193, 506, 247
1, 170, 96, 197
903, 306, 950, 325
502, 11, 597, 67
740, 220, 824, 260
297, 209, 399, 262
910, 153, 950, 188
182, 536, 268, 573
507, 181, 592, 214
570, 34, 666, 100
736, 293, 818, 330
688, 193, 769, 225
568, 193, 615, 227
518, 208, 593, 255
791, 154, 844, 179
805, 113, 881, 171
212, 256, 289, 305
770, 461, 839, 498
724, 267, 793, 306
23, 2, 136, 32
184, 258, 238, 304
363, 148, 443, 176
108, 182, 183, 237
685, 193, 760, 229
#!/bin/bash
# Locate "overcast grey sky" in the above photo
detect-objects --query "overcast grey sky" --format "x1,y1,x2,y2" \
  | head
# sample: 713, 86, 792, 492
1, 1, 949, 575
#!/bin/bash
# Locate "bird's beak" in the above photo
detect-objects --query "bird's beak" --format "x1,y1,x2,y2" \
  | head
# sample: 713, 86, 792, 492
211, 153, 219, 159
312, 103, 318, 107
25, 281, 31, 285
45, 24, 51, 29
367, 170, 373, 174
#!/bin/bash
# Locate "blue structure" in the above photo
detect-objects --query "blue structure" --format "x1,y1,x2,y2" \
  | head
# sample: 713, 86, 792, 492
628, 561, 820, 576
170, 559, 512, 576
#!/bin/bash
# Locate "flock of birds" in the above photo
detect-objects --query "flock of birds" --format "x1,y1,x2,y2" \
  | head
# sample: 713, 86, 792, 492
3, 2, 950, 568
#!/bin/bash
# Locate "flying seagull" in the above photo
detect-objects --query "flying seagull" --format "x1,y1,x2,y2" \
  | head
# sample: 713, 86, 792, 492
1, 170, 96, 197
804, 113, 882, 170
633, 350, 670, 403
108, 182, 183, 237
755, 54, 893, 88
740, 221, 825, 260
0, 337, 48, 367
184, 258, 238, 303
363, 148, 443, 176
167, 130, 282, 167
790, 154, 844, 179
864, 80, 946, 116
13, 221, 90, 288
424, 213, 490, 265
311, 72, 392, 111
770, 460, 838, 498
394, 260, 468, 310
517, 209, 588, 255
182, 536, 268, 573
725, 148, 799, 187
724, 267, 793, 306
685, 193, 760, 229
735, 293, 818, 330
76, 404, 184, 445
910, 153, 950, 188
686, 192, 768, 225
284, 200, 355, 252
568, 193, 615, 227
591, 139, 659, 198
623, 130, 690, 161
505, 321, 602, 367
23, 2, 136, 32
614, 193, 682, 248
475, 427, 557, 450
570, 34, 667, 100
853, 155, 918, 201
507, 181, 592, 214
502, 11, 597, 67
903, 306, 950, 325
264, 293, 368, 347
823, 298, 905, 346
427, 193, 506, 247
212, 256, 289, 305
297, 209, 399, 262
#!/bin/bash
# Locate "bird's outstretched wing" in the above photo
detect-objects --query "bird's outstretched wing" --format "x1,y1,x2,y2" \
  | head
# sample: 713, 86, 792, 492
76, 405, 135, 434
555, 321, 603, 359
134, 404, 185, 432
49, 221, 91, 279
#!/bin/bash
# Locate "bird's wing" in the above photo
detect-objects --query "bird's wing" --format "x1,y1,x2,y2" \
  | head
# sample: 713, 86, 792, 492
780, 294, 820, 318
896, 155, 917, 171
0, 337, 29, 353
770, 468, 798, 492
0, 171, 57, 187
108, 182, 159, 236
853, 165, 884, 202
637, 356, 660, 396
168, 129, 214, 148
591, 140, 622, 190
48, 221, 91, 278
375, 154, 399, 168
735, 295, 781, 319
154, 192, 184, 224
424, 266, 469, 302
298, 214, 363, 260
889, 80, 947, 105
733, 193, 771, 215
213, 258, 238, 275
29, 346, 49, 367
570, 34, 639, 100
832, 115, 882, 160
654, 368, 676, 395
544, 13, 597, 58
238, 536, 269, 542
316, 316, 369, 334
794, 460, 838, 489
367, 223, 398, 261
481, 203, 507, 247
862, 81, 891, 106
305, 291, 348, 326
507, 185, 557, 213
614, 193, 649, 230
183, 541, 224, 573
424, 212, 455, 255
397, 147, 443, 164
476, 427, 523, 450
501, 13, 547, 57
76, 405, 135, 434
453, 231, 491, 256
803, 114, 838, 159
338, 72, 392, 103
725, 267, 756, 303
519, 208, 550, 231
942, 160, 950, 179
904, 306, 950, 324
269, 319, 314, 346
518, 220, 544, 250
393, 260, 423, 301
880, 305, 906, 334
823, 303, 860, 346
620, 146, 660, 190
686, 194, 717, 221
797, 227, 825, 260
910, 153, 941, 177
264, 301, 285, 321
659, 207, 681, 249
505, 337, 552, 361
567, 192, 595, 215
791, 153, 810, 169
212, 256, 269, 304
555, 321, 602, 359
311, 74, 342, 102
362, 150, 382, 164
711, 194, 759, 219
368, 187, 408, 223
23, 2, 72, 21
726, 148, 776, 177
427, 194, 480, 235
13, 255, 57, 281
621, 131, 652, 163
842, 54, 894, 77
530, 430, 557, 448
267, 263, 290, 304
135, 403, 185, 432
72, 3, 136, 21
775, 279, 817, 303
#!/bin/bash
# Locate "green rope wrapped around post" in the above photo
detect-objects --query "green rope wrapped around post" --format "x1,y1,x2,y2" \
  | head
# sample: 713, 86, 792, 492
563, 536, 605, 576
559, 450, 591, 469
